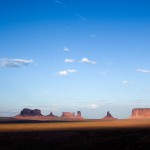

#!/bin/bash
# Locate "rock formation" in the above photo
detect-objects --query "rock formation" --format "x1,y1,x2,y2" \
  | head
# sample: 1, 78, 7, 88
47, 112, 58, 117
101, 111, 117, 120
76, 111, 84, 119
131, 108, 150, 119
61, 112, 75, 118
20, 108, 43, 116
76, 111, 81, 117
15, 108, 84, 120
60, 111, 84, 119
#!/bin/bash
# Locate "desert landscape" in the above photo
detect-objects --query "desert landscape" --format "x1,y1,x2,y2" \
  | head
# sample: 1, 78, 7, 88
1, 0, 150, 149
0, 108, 150, 150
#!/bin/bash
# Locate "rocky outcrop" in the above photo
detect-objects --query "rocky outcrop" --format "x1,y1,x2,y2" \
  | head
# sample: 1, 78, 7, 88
47, 112, 58, 117
15, 108, 84, 120
76, 111, 84, 119
76, 111, 81, 117
20, 108, 43, 116
61, 112, 75, 118
131, 108, 150, 119
60, 111, 84, 119
101, 111, 117, 120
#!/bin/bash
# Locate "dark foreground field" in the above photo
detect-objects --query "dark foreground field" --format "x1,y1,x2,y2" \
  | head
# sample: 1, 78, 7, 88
0, 118, 150, 150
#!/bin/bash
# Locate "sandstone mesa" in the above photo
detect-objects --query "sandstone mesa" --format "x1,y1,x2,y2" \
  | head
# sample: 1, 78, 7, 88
130, 108, 150, 119
7, 108, 150, 120
15, 108, 84, 120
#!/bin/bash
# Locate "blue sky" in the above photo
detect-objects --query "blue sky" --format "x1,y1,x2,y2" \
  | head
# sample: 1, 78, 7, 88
0, 0, 150, 118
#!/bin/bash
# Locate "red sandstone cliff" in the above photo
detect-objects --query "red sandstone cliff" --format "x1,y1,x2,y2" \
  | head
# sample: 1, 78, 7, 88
131, 108, 150, 119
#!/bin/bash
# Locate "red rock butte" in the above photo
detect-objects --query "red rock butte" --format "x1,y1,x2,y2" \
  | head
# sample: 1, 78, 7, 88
18, 108, 43, 117
101, 111, 118, 120
15, 108, 84, 120
131, 108, 150, 119
60, 111, 84, 120
47, 112, 58, 118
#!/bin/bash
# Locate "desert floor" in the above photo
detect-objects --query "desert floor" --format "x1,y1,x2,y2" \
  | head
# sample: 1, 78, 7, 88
0, 118, 150, 150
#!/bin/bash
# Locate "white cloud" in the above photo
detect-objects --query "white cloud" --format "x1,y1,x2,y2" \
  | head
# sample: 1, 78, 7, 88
87, 104, 99, 109
0, 58, 33, 68
65, 59, 75, 63
122, 80, 133, 85
12, 59, 33, 64
77, 103, 100, 109
64, 57, 96, 64
58, 70, 68, 76
122, 80, 129, 84
81, 58, 96, 64
67, 69, 77, 73
63, 47, 70, 52
134, 99, 145, 103
58, 69, 77, 76
137, 68, 150, 73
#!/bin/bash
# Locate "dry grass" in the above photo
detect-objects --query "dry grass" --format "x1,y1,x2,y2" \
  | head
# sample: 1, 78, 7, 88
0, 119, 150, 132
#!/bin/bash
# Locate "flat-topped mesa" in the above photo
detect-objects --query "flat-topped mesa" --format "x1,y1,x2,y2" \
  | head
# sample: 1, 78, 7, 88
61, 112, 75, 118
19, 108, 43, 117
131, 108, 150, 119
60, 111, 84, 119
101, 111, 117, 120
47, 112, 58, 118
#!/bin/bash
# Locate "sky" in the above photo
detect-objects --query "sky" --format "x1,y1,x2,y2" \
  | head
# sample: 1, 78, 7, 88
0, 0, 150, 118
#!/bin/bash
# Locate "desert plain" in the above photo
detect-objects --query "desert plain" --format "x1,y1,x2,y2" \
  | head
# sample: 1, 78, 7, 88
0, 118, 150, 150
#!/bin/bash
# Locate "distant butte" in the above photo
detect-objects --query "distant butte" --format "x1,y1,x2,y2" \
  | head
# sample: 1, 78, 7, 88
47, 112, 58, 118
101, 111, 118, 120
76, 111, 83, 119
60, 111, 84, 120
14, 108, 84, 120
19, 108, 43, 117
130, 108, 150, 119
